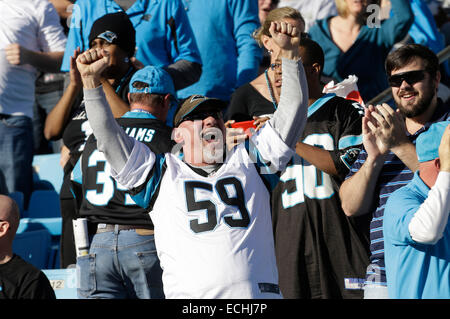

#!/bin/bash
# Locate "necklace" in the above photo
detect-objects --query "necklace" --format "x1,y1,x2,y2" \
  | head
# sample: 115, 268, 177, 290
131, 108, 154, 116
115, 66, 134, 94
264, 69, 277, 110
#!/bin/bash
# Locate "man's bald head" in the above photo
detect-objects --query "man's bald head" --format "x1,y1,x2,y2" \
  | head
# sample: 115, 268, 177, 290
0, 195, 20, 237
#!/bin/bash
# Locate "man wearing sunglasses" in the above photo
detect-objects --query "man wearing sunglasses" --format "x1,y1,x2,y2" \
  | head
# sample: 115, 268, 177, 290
75, 22, 309, 298
340, 44, 450, 299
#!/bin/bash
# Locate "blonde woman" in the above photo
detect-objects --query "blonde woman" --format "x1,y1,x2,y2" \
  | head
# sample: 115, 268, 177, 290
226, 7, 306, 123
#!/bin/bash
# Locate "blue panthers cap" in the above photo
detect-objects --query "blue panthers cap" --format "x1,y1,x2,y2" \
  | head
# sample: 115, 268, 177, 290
129, 66, 175, 96
416, 121, 450, 162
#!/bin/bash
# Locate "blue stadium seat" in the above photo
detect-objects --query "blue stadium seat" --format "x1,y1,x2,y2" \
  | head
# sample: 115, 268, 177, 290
32, 153, 64, 193
42, 268, 78, 299
8, 191, 24, 216
17, 217, 62, 236
27, 190, 61, 218
13, 229, 51, 269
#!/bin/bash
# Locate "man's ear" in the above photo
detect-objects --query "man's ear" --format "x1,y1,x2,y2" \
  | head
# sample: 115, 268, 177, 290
435, 158, 441, 170
435, 70, 441, 93
172, 127, 184, 144
127, 92, 131, 104
0, 221, 9, 238
164, 94, 171, 110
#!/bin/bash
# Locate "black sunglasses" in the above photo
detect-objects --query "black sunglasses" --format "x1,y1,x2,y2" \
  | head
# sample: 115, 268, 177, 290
388, 70, 427, 87
181, 111, 222, 123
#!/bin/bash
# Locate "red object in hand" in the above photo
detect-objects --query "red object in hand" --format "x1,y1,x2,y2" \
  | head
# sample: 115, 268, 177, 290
231, 120, 257, 137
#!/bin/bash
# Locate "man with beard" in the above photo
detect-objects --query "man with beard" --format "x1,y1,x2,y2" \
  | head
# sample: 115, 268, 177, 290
339, 44, 450, 299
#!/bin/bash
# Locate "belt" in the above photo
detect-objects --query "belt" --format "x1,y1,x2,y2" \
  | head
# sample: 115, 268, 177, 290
96, 223, 154, 235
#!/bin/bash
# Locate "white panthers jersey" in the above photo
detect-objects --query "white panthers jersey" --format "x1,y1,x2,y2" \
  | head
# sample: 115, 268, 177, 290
113, 123, 294, 298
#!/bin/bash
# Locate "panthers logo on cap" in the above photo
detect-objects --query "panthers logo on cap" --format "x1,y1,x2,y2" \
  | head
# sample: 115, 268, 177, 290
98, 30, 118, 43
189, 95, 206, 103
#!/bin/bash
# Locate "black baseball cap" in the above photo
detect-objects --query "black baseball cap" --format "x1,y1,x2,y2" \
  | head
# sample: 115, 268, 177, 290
174, 95, 227, 127
88, 12, 136, 57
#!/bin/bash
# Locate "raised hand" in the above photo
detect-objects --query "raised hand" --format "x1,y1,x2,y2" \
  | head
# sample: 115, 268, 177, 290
268, 21, 300, 60
76, 48, 110, 89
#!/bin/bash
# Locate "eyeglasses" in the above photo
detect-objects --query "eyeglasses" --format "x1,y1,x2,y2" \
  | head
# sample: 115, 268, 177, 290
180, 111, 222, 123
388, 70, 427, 87
269, 62, 281, 71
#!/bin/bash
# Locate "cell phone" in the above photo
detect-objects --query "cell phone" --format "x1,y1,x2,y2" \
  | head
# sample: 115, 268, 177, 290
230, 120, 257, 137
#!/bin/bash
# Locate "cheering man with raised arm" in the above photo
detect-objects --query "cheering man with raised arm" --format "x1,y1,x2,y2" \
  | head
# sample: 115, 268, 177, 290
76, 21, 308, 299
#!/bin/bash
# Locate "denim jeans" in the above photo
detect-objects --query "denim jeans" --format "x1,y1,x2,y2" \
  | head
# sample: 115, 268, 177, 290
0, 115, 34, 203
76, 226, 164, 299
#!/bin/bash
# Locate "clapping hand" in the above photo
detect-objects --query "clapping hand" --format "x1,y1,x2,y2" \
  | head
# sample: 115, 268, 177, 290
367, 103, 409, 151
362, 105, 390, 159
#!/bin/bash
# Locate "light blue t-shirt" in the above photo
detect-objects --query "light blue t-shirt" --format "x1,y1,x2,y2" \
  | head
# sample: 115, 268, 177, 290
384, 172, 450, 299
176, 0, 261, 101
61, 0, 201, 72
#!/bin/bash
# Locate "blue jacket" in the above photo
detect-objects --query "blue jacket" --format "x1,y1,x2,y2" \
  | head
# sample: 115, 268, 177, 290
309, 0, 414, 102
61, 0, 201, 72
177, 0, 262, 101
384, 172, 450, 299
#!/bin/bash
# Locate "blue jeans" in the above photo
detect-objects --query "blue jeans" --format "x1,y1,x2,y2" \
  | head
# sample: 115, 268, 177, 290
76, 226, 164, 299
0, 115, 34, 203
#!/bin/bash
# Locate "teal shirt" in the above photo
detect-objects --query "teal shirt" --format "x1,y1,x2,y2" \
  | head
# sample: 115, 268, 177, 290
308, 0, 413, 102
384, 172, 450, 299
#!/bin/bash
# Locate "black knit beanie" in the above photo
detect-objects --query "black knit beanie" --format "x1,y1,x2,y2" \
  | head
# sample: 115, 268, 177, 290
88, 11, 136, 57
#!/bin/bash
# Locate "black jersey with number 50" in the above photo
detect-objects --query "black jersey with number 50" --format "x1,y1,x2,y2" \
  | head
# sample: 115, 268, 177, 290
271, 94, 371, 299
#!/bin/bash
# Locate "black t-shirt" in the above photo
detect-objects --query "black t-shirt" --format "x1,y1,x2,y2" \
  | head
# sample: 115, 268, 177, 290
226, 83, 277, 122
0, 254, 55, 299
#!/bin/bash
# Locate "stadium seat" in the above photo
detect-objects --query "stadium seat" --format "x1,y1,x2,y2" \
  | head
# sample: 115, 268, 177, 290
13, 229, 51, 269
26, 190, 61, 218
17, 217, 62, 236
8, 191, 24, 216
32, 153, 64, 193
42, 268, 78, 299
